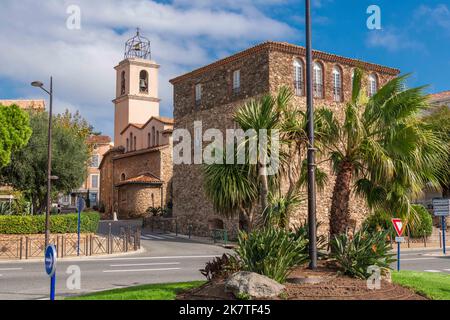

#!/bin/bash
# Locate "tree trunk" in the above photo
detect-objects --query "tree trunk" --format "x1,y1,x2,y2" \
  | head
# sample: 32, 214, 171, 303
443, 183, 450, 198
259, 164, 269, 218
329, 161, 353, 237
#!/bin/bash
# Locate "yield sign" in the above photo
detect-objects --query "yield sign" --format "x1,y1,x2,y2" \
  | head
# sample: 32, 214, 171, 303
392, 219, 405, 237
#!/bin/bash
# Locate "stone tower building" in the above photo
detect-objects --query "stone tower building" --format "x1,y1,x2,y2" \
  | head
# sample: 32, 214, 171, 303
170, 41, 400, 238
99, 30, 173, 219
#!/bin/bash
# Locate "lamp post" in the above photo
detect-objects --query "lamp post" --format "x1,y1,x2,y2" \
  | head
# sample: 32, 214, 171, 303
31, 77, 53, 248
305, 0, 318, 270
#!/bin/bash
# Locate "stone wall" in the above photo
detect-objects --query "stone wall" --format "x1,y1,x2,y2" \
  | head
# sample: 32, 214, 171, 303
118, 184, 162, 219
172, 42, 399, 237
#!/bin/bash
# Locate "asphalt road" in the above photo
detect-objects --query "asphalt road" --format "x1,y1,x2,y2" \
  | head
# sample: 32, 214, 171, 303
0, 231, 231, 300
0, 227, 449, 300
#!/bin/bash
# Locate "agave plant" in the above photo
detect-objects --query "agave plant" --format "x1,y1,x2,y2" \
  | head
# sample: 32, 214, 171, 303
236, 227, 308, 283
329, 227, 396, 279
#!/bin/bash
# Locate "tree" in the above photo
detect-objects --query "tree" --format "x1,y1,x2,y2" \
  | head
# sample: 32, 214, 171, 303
0, 104, 32, 168
320, 69, 448, 237
423, 105, 450, 197
0, 111, 90, 214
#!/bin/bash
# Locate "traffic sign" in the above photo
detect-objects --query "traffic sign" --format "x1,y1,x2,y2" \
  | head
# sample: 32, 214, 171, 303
392, 219, 405, 237
395, 237, 405, 243
77, 197, 86, 213
45, 245, 57, 301
45, 245, 57, 277
433, 198, 450, 217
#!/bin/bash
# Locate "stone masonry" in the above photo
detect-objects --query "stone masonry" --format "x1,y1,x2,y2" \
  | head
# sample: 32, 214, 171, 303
170, 41, 400, 238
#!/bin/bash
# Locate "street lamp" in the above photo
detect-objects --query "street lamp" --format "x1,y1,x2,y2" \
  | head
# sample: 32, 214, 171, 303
31, 77, 53, 248
305, 0, 318, 269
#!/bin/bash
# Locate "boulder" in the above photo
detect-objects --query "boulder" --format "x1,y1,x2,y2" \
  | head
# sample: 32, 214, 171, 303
225, 272, 285, 299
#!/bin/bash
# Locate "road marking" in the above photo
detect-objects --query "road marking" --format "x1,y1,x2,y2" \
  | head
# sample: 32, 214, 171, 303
0, 268, 23, 271
97, 255, 219, 262
109, 262, 180, 267
103, 268, 181, 273
443, 269, 450, 272
401, 257, 440, 261
143, 235, 164, 240
424, 270, 442, 273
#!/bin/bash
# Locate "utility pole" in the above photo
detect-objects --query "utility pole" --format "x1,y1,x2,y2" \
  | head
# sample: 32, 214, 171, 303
305, 0, 318, 269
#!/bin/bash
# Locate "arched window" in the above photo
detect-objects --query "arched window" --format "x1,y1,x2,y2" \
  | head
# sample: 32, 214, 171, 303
126, 138, 129, 152
121, 173, 126, 181
313, 62, 324, 98
148, 133, 151, 148
139, 70, 149, 93
121, 71, 126, 95
134, 136, 137, 150
156, 131, 160, 146
368, 73, 378, 97
293, 59, 304, 96
333, 66, 343, 102
130, 133, 133, 151
152, 127, 156, 146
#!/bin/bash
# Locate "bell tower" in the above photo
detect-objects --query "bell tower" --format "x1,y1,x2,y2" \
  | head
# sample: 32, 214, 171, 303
113, 29, 160, 147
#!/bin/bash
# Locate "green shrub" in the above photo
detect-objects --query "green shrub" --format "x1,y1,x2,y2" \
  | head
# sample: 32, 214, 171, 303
330, 227, 396, 279
0, 212, 100, 234
236, 227, 308, 283
409, 205, 433, 238
363, 205, 433, 239
289, 221, 328, 256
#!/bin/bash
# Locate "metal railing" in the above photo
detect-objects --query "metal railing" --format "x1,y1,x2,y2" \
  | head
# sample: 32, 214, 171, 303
0, 227, 141, 260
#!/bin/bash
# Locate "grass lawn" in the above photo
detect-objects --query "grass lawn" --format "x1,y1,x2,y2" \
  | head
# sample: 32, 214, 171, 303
392, 271, 450, 300
67, 281, 205, 300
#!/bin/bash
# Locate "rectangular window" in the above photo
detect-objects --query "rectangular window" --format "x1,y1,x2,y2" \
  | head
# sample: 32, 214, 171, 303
233, 70, 241, 94
195, 83, 202, 104
90, 154, 99, 168
91, 174, 99, 189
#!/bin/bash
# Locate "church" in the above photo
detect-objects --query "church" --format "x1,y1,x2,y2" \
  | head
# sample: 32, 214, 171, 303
99, 30, 173, 219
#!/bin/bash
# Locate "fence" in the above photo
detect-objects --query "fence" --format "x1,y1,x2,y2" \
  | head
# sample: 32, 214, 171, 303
0, 227, 141, 260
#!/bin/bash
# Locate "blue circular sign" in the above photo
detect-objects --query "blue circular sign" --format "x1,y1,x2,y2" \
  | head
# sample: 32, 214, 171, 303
45, 245, 57, 277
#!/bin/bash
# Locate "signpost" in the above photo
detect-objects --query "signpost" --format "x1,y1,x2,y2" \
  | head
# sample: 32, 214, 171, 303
433, 198, 449, 255
392, 218, 405, 271
77, 197, 86, 256
45, 245, 57, 300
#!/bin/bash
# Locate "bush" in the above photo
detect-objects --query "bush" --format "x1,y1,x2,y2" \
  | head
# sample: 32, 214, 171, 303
200, 254, 241, 281
409, 205, 433, 238
0, 212, 100, 234
236, 227, 308, 283
330, 227, 396, 279
289, 221, 328, 256
363, 205, 433, 239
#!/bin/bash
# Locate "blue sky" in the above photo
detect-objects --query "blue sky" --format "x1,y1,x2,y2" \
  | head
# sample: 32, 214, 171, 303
0, 0, 448, 137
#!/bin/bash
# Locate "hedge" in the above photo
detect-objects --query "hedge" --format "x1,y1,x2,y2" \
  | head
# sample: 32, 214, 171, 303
0, 212, 100, 235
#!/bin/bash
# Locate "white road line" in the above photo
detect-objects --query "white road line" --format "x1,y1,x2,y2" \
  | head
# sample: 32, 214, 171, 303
109, 262, 180, 267
97, 255, 219, 262
443, 269, 450, 272
0, 268, 23, 271
424, 270, 442, 273
401, 257, 440, 261
143, 235, 164, 240
103, 268, 181, 273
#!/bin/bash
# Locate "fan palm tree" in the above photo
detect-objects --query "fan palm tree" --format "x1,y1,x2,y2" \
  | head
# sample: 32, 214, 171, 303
320, 69, 448, 237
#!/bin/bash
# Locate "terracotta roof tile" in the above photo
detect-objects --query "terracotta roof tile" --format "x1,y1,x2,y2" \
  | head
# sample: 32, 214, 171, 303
0, 99, 46, 110
87, 135, 112, 144
116, 173, 163, 187
170, 41, 400, 84
429, 90, 450, 102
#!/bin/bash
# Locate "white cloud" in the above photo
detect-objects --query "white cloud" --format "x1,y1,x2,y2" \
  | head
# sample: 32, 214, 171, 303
414, 4, 450, 34
366, 28, 425, 53
0, 0, 296, 137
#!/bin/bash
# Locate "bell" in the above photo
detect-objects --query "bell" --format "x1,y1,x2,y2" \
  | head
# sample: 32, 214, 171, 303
133, 43, 141, 51
140, 79, 147, 88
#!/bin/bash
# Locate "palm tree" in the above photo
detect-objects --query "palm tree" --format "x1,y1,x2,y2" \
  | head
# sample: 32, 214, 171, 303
233, 87, 291, 214
320, 69, 448, 237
